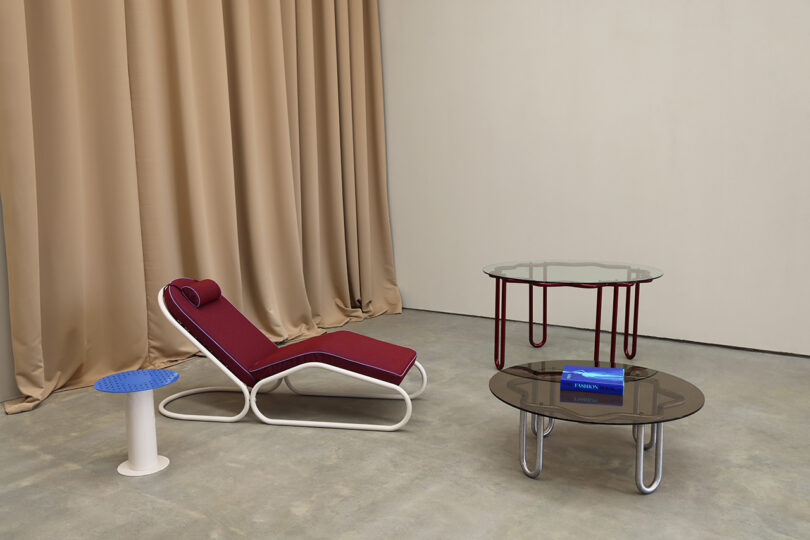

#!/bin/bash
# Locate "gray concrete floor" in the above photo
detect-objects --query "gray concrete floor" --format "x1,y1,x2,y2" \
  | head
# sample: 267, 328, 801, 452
1, 309, 809, 539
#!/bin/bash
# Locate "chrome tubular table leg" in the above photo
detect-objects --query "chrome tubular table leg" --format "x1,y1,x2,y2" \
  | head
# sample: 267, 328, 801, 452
531, 413, 555, 437
632, 423, 657, 451
519, 410, 543, 478
635, 422, 664, 494
631, 379, 659, 451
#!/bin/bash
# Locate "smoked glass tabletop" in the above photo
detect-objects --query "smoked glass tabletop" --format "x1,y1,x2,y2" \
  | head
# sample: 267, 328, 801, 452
489, 360, 704, 425
482, 260, 663, 285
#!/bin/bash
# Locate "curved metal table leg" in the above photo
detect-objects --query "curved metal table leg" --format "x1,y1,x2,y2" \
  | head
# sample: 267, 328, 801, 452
531, 414, 555, 437
632, 423, 657, 451
609, 286, 620, 367
635, 422, 664, 494
520, 410, 543, 478
593, 287, 603, 366
624, 283, 640, 359
494, 278, 507, 370
529, 284, 547, 348
494, 278, 501, 369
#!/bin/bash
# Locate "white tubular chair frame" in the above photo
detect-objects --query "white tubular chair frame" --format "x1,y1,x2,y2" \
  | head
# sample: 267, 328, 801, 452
156, 289, 425, 431
284, 360, 427, 401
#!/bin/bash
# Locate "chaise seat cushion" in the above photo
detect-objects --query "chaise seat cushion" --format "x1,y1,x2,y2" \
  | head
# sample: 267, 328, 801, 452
252, 331, 417, 386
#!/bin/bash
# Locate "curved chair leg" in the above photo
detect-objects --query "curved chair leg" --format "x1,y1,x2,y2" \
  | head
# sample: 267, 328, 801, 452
407, 361, 428, 399
519, 410, 543, 478
158, 379, 283, 423
632, 423, 657, 451
635, 422, 664, 494
531, 414, 555, 437
284, 361, 427, 400
159, 386, 251, 423
250, 363, 413, 431
157, 289, 283, 423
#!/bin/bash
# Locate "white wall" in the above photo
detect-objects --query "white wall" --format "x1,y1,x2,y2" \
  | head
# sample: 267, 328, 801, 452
379, 0, 810, 355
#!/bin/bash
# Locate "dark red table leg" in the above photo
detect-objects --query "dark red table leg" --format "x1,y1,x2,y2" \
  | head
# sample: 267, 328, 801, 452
609, 285, 619, 367
529, 284, 547, 348
593, 287, 602, 366
500, 279, 507, 369
494, 278, 501, 368
624, 283, 640, 359
494, 278, 508, 370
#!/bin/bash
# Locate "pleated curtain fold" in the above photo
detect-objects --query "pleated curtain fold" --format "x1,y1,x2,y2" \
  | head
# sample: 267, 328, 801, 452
0, 0, 401, 413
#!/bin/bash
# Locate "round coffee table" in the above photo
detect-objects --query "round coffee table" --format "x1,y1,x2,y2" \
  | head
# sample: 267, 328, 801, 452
489, 360, 704, 494
483, 260, 663, 369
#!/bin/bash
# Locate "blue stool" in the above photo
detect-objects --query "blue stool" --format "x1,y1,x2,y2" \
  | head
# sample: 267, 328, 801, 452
95, 369, 178, 476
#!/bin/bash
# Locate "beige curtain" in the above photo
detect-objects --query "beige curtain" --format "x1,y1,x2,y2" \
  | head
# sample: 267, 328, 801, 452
0, 0, 401, 414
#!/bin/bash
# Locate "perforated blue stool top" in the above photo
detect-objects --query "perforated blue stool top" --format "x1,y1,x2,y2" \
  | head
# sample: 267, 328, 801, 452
94, 369, 179, 393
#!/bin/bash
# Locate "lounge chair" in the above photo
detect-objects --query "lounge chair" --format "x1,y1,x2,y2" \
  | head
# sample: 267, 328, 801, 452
157, 278, 426, 431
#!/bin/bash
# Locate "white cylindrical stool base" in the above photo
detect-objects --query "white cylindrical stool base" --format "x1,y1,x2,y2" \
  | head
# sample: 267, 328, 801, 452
118, 389, 170, 476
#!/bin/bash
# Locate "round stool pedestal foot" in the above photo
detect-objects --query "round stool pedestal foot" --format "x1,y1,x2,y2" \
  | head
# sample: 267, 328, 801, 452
118, 455, 170, 477
121, 389, 167, 476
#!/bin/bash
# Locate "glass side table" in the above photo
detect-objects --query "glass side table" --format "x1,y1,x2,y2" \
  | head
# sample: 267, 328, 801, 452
483, 260, 663, 369
95, 369, 179, 476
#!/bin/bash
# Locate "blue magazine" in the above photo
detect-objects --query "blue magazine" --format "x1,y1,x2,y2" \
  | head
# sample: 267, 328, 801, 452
560, 365, 624, 395
560, 390, 623, 406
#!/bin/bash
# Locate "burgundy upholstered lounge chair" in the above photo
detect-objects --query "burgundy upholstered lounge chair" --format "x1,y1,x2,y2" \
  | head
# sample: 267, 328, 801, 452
158, 278, 427, 431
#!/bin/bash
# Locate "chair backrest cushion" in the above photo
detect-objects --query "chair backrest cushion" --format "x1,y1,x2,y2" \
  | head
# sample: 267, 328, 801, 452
162, 278, 278, 386
181, 279, 221, 307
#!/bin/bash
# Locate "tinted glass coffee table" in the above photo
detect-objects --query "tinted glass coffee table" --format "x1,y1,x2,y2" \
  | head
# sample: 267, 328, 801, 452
483, 260, 663, 369
489, 360, 704, 494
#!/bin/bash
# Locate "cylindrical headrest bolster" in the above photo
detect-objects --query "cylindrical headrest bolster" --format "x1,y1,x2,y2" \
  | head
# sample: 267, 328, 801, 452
181, 279, 221, 308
